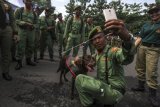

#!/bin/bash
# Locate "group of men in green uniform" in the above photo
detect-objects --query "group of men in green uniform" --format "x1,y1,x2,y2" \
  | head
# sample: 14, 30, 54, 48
0, 0, 160, 107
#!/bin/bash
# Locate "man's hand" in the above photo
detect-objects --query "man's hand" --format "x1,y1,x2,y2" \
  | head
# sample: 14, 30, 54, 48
25, 22, 34, 30
13, 35, 20, 43
74, 56, 80, 65
134, 37, 142, 47
104, 19, 131, 41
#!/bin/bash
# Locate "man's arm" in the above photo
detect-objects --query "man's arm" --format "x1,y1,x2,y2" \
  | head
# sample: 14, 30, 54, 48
14, 8, 26, 26
104, 19, 141, 65
63, 16, 72, 40
8, 4, 17, 35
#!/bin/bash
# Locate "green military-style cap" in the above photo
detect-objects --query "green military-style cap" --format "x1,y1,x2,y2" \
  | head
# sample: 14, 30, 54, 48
74, 5, 81, 11
89, 26, 104, 40
148, 3, 160, 14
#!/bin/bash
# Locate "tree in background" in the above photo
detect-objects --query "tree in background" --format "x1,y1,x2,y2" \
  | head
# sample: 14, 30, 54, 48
65, 0, 75, 18
32, 0, 55, 15
109, 0, 148, 34
85, 0, 107, 27
63, 0, 156, 34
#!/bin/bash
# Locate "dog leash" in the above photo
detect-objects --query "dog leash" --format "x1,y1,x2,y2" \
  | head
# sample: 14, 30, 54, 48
65, 56, 76, 78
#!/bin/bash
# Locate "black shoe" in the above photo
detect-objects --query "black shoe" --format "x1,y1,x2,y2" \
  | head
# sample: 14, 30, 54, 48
12, 57, 17, 62
26, 58, 36, 66
148, 88, 159, 107
2, 73, 12, 81
131, 80, 145, 92
34, 57, 39, 63
15, 60, 22, 70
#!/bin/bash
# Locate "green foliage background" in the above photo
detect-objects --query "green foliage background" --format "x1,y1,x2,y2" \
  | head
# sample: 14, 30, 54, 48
33, 0, 158, 34
64, 0, 153, 34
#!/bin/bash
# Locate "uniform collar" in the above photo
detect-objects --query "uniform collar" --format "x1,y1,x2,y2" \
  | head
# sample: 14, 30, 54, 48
97, 45, 110, 55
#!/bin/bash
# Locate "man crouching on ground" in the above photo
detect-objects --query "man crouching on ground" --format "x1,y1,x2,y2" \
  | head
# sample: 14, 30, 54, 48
74, 19, 141, 107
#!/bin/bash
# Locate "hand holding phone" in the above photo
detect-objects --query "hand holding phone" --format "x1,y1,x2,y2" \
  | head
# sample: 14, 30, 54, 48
103, 8, 117, 21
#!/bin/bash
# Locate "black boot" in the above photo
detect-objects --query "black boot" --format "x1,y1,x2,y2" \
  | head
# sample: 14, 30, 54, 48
15, 60, 22, 70
131, 80, 145, 92
34, 57, 39, 63
148, 88, 159, 107
2, 73, 12, 81
26, 58, 36, 66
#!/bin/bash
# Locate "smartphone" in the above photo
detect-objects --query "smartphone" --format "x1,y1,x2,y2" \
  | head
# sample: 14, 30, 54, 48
103, 8, 117, 21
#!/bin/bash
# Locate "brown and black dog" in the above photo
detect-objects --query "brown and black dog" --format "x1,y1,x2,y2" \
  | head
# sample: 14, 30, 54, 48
57, 55, 96, 99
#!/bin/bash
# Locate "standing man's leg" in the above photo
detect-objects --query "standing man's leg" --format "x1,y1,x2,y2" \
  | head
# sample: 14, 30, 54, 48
83, 37, 88, 56
1, 26, 12, 80
34, 30, 40, 63
132, 45, 146, 91
39, 32, 47, 59
72, 36, 81, 57
146, 47, 160, 107
11, 38, 17, 61
15, 31, 26, 70
26, 31, 36, 66
47, 35, 54, 61
58, 33, 63, 58
65, 37, 74, 57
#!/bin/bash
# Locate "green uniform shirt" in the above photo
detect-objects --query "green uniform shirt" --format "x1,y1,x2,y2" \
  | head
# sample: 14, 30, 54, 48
64, 16, 84, 38
84, 23, 94, 38
140, 21, 160, 44
14, 7, 35, 28
39, 16, 52, 30
56, 20, 65, 34
96, 45, 134, 90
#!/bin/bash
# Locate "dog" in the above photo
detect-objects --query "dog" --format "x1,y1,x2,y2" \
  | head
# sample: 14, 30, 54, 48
57, 55, 96, 99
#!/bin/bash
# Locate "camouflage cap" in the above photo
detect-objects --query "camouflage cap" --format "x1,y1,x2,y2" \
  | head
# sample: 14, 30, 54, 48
89, 26, 104, 40
148, 4, 160, 14
74, 5, 81, 11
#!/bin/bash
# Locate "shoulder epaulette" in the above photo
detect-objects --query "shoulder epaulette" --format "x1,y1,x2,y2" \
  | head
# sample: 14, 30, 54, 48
110, 47, 119, 53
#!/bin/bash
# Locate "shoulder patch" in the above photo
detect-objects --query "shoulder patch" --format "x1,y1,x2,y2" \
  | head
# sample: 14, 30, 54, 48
111, 47, 119, 53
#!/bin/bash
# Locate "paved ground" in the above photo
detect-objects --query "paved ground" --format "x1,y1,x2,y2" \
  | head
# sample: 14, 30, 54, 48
0, 46, 160, 107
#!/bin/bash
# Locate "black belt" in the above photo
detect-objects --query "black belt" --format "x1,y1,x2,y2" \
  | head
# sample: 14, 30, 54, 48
142, 42, 160, 47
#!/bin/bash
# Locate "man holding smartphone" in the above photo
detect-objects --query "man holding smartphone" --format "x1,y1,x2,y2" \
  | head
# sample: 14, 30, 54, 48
75, 19, 140, 107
